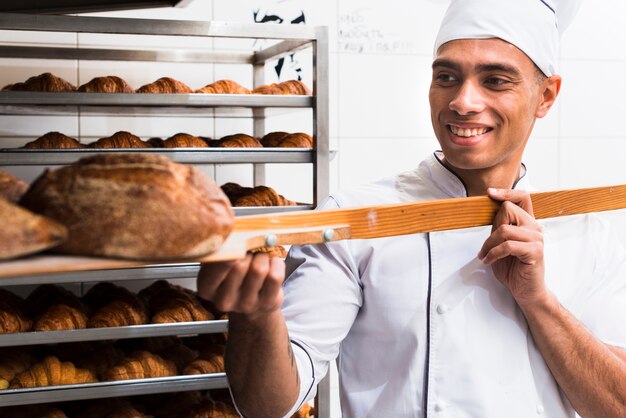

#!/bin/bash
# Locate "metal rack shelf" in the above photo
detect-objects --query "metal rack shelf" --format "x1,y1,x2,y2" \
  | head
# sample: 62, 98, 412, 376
0, 320, 227, 347
0, 148, 314, 166
0, 373, 228, 406
0, 92, 313, 109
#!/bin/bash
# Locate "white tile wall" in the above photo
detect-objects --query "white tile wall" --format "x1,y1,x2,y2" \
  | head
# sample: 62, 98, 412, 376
3, 2, 626, 417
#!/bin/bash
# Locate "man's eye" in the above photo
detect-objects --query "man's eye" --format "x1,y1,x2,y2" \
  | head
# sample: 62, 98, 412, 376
435, 73, 456, 83
485, 77, 509, 86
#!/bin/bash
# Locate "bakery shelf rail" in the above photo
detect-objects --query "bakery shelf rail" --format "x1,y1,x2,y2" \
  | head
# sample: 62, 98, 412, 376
0, 320, 228, 347
0, 373, 228, 406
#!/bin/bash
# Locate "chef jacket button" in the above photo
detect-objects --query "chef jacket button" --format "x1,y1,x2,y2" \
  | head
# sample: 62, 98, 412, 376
536, 404, 544, 414
436, 304, 450, 314
434, 402, 446, 412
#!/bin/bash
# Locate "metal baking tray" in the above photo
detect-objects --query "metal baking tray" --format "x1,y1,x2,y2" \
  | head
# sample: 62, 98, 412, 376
0, 373, 228, 406
0, 92, 313, 108
0, 148, 314, 165
0, 320, 228, 347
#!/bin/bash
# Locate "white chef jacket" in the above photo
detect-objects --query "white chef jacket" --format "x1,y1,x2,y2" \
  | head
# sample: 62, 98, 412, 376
282, 152, 626, 417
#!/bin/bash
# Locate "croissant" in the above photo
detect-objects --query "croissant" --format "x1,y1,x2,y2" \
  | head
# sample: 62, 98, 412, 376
162, 133, 208, 148
136, 77, 193, 94
90, 131, 150, 148
0, 170, 29, 203
0, 348, 36, 388
0, 288, 32, 333
252, 79, 311, 95
260, 131, 289, 147
34, 303, 88, 331
26, 284, 88, 331
139, 390, 204, 417
73, 398, 152, 418
250, 245, 287, 258
78, 75, 134, 93
291, 403, 315, 418
102, 350, 177, 381
146, 137, 164, 148
195, 79, 250, 94
212, 133, 262, 148
182, 346, 225, 375
277, 132, 313, 148
220, 182, 252, 205
234, 186, 297, 207
0, 404, 68, 418
2, 72, 77, 92
72, 343, 125, 380
186, 399, 240, 418
139, 280, 214, 324
10, 356, 97, 388
156, 343, 199, 372
84, 282, 149, 328
23, 131, 84, 149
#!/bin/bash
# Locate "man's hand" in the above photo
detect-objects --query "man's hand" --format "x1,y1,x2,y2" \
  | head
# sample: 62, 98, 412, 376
477, 188, 547, 308
197, 252, 286, 319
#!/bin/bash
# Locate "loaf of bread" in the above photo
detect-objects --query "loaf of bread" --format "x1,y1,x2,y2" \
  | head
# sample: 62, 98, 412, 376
252, 79, 311, 95
78, 75, 134, 93
0, 170, 29, 203
26, 284, 88, 331
212, 133, 262, 148
0, 289, 32, 333
292, 403, 315, 418
136, 77, 193, 94
0, 404, 68, 418
10, 356, 97, 388
23, 131, 85, 149
162, 133, 208, 148
20, 153, 234, 260
102, 350, 177, 381
2, 72, 77, 92
195, 79, 250, 94
84, 282, 149, 328
0, 348, 36, 388
90, 131, 150, 148
0, 197, 67, 260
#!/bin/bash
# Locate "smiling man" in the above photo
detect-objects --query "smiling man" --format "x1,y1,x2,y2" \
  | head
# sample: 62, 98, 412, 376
197, 0, 626, 417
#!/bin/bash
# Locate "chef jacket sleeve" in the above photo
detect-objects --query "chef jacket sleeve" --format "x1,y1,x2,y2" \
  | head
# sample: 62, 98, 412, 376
281, 196, 363, 415
578, 215, 626, 349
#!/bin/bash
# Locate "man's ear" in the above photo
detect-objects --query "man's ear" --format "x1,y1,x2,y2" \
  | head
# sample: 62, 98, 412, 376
535, 75, 562, 118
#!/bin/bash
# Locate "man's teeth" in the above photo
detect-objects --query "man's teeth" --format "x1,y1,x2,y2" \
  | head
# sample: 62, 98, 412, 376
449, 126, 489, 137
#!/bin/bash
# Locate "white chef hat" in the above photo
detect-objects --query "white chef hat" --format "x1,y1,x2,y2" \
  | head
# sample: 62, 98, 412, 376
434, 0, 582, 76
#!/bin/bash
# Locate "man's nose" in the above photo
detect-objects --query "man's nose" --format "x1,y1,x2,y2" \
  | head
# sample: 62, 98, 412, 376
449, 81, 485, 115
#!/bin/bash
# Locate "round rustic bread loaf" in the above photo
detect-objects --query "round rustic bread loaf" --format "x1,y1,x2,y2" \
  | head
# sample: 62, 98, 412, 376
20, 154, 234, 260
0, 198, 67, 260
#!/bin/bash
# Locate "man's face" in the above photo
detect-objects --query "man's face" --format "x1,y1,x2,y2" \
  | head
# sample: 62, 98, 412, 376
429, 38, 550, 175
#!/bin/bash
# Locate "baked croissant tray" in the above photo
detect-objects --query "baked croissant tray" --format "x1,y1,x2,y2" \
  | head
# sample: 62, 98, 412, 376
0, 373, 228, 407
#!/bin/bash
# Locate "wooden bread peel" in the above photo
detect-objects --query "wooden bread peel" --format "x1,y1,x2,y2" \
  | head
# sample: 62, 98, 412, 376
2, 184, 626, 278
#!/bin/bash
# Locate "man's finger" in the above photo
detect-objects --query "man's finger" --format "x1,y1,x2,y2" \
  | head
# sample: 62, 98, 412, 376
488, 187, 535, 216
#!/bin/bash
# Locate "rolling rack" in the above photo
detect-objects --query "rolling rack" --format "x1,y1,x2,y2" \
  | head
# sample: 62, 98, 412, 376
0, 12, 330, 416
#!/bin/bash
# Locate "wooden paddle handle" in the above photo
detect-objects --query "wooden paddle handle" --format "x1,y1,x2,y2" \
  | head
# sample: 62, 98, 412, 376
234, 184, 626, 246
